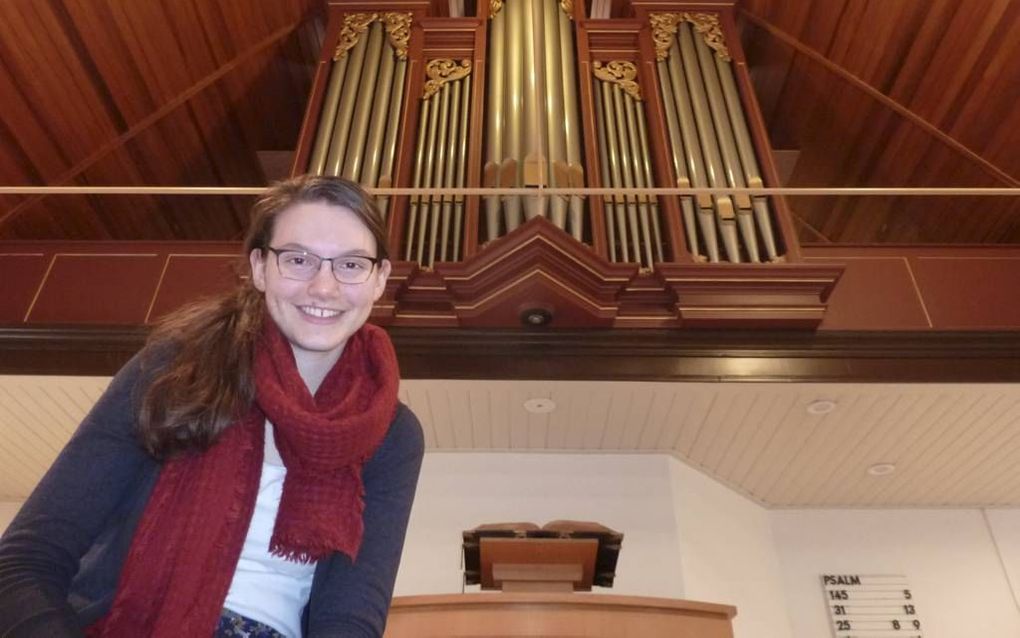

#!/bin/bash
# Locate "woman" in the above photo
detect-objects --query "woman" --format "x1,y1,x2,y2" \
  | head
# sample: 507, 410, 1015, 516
0, 176, 425, 637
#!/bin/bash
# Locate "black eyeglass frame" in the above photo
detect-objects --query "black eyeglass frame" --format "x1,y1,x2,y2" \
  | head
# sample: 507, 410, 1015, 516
264, 247, 384, 284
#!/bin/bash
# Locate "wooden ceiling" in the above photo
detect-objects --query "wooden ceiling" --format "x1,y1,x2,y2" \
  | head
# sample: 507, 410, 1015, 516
0, 0, 1016, 244
739, 0, 1020, 244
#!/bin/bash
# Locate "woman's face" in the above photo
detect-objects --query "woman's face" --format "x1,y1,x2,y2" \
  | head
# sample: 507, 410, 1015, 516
250, 200, 390, 377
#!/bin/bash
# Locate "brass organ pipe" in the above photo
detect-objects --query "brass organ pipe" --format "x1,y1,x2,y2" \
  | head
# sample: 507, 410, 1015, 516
623, 94, 654, 268
415, 90, 442, 263
503, 0, 524, 231
377, 57, 408, 219
440, 80, 462, 262
559, 7, 584, 240
665, 41, 719, 262
427, 82, 453, 267
521, 0, 545, 220
308, 54, 349, 174
360, 38, 397, 187
611, 84, 642, 265
593, 78, 616, 261
343, 22, 385, 181
656, 58, 700, 259
325, 32, 369, 176
453, 73, 470, 261
693, 32, 759, 263
405, 97, 430, 260
635, 105, 664, 262
716, 56, 780, 261
678, 24, 739, 262
600, 80, 629, 262
543, 0, 568, 229
484, 7, 506, 241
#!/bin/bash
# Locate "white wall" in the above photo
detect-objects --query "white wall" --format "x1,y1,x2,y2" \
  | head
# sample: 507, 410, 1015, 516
770, 509, 1020, 638
983, 509, 1020, 611
668, 460, 793, 638
395, 452, 687, 598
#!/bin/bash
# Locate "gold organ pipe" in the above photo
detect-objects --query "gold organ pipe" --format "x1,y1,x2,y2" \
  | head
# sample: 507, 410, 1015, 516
593, 78, 616, 262
376, 57, 407, 219
342, 22, 385, 181
360, 37, 397, 187
678, 24, 739, 262
543, 0, 568, 230
325, 31, 370, 176
405, 97, 430, 260
415, 89, 442, 263
427, 82, 453, 267
308, 54, 349, 175
521, 0, 546, 220
453, 73, 470, 261
623, 94, 654, 268
559, 7, 585, 240
484, 7, 506, 241
635, 105, 664, 263
655, 58, 700, 259
440, 79, 462, 262
693, 32, 759, 263
600, 80, 629, 262
503, 0, 524, 231
611, 84, 642, 265
716, 56, 780, 261
665, 41, 719, 262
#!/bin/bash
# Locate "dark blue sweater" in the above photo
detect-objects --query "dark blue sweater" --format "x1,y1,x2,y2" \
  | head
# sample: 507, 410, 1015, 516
0, 351, 424, 637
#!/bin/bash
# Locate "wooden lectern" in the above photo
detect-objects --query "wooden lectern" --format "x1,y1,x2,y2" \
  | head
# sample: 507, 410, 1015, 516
462, 521, 623, 592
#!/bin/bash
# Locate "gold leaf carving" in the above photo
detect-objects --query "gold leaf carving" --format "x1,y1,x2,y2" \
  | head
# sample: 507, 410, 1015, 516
381, 12, 412, 60
333, 13, 377, 61
648, 11, 731, 62
649, 12, 683, 61
489, 0, 503, 18
593, 61, 642, 101
560, 0, 573, 19
423, 59, 472, 100
684, 12, 730, 61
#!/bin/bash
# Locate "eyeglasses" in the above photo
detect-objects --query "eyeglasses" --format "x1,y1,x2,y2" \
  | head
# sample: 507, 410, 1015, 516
266, 247, 382, 285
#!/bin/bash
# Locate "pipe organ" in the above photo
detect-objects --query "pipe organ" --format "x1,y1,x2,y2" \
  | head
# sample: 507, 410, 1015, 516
650, 12, 780, 263
294, 2, 805, 317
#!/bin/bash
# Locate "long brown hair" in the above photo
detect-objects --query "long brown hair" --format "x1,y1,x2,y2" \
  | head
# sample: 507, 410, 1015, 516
138, 175, 389, 458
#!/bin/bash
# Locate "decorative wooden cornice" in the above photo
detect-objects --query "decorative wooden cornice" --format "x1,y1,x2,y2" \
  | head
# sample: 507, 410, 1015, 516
657, 263, 843, 328
423, 59, 472, 99
5, 326, 1020, 382
593, 61, 643, 101
649, 12, 730, 61
435, 216, 639, 327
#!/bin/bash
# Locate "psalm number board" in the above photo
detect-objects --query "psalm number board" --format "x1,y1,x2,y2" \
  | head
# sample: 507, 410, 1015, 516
823, 574, 923, 638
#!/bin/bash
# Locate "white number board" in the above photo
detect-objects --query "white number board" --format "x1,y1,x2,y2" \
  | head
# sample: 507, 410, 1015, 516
822, 574, 923, 638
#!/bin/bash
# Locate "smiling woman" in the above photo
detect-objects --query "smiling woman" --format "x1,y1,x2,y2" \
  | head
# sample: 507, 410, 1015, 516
0, 176, 424, 638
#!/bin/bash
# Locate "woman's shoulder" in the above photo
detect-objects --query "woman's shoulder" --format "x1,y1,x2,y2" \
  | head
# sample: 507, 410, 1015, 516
367, 403, 425, 471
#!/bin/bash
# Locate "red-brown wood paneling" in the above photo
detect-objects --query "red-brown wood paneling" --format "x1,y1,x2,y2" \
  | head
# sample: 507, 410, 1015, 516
804, 256, 931, 330
910, 256, 1020, 329
26, 253, 165, 324
146, 254, 241, 322
0, 254, 49, 323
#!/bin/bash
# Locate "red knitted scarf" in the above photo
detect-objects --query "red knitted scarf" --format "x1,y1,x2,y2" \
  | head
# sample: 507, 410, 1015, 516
89, 320, 399, 637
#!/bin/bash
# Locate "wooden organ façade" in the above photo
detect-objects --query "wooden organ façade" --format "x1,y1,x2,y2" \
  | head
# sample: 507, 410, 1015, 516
292, 0, 842, 330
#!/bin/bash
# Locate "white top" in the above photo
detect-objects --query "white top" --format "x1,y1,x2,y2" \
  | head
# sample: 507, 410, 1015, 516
223, 423, 316, 638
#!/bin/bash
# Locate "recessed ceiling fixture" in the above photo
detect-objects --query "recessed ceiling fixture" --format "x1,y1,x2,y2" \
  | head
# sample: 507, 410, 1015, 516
523, 398, 556, 414
806, 399, 837, 415
867, 463, 896, 477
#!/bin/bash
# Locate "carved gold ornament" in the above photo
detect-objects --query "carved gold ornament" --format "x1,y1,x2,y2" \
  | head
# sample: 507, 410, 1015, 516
489, 0, 503, 18
423, 59, 472, 100
649, 12, 730, 62
560, 0, 573, 19
333, 13, 377, 60
593, 61, 642, 101
381, 12, 412, 60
